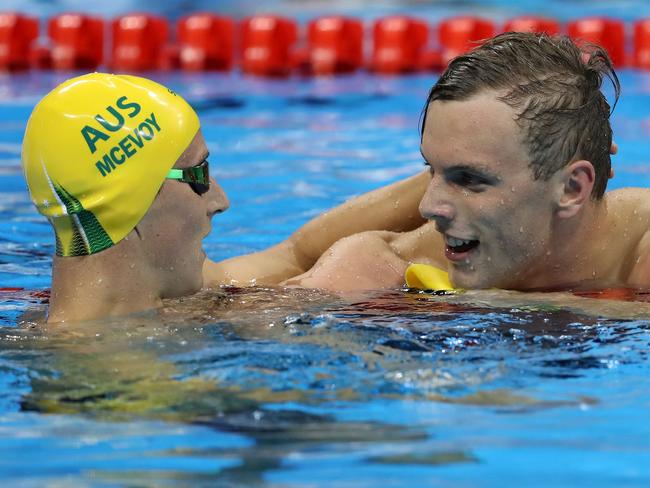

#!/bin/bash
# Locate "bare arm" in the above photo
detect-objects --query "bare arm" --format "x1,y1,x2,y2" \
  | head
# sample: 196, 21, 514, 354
203, 171, 430, 287
281, 231, 409, 292
279, 222, 446, 293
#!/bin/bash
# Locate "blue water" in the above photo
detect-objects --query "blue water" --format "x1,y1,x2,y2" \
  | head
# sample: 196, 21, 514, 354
2, 42, 650, 488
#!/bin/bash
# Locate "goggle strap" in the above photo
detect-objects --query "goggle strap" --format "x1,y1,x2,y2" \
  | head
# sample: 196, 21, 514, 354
166, 163, 209, 185
167, 168, 184, 179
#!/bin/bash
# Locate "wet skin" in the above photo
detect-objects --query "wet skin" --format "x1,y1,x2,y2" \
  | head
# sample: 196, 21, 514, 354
419, 91, 566, 290
276, 90, 650, 293
45, 130, 232, 323
136, 130, 230, 297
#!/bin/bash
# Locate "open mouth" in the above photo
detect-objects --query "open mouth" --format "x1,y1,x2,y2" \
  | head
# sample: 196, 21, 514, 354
445, 235, 480, 259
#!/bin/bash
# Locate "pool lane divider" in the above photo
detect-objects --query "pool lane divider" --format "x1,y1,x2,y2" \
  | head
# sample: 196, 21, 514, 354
2, 12, 650, 75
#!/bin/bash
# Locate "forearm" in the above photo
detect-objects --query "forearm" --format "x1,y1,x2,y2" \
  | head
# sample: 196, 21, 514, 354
203, 170, 430, 287
286, 170, 430, 268
203, 241, 304, 287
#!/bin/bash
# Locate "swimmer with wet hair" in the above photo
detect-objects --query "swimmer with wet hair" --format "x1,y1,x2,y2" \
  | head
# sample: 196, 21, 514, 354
280, 32, 650, 292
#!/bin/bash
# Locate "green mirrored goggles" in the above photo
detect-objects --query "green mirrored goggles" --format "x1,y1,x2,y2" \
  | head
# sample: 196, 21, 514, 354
166, 159, 210, 195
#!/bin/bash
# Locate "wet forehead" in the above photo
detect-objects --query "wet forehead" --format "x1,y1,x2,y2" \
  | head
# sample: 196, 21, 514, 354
421, 91, 529, 172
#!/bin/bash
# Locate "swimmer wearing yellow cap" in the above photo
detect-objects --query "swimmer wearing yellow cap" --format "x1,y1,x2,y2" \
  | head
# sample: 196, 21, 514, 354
23, 73, 230, 322
24, 73, 433, 322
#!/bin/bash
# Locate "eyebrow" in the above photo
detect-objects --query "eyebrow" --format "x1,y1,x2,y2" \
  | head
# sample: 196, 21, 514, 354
419, 150, 500, 183
445, 164, 499, 182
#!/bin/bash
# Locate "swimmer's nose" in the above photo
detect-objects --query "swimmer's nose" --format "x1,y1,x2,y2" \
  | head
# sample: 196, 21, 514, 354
420, 202, 455, 231
207, 177, 230, 216
419, 184, 455, 230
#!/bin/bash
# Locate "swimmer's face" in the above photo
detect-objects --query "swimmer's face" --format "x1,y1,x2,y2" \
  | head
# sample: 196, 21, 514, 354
419, 91, 560, 289
139, 130, 229, 297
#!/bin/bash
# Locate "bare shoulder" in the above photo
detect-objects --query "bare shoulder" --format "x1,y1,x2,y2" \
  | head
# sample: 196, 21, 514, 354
606, 187, 650, 213
281, 230, 409, 292
608, 188, 650, 286
604, 188, 650, 240
390, 221, 446, 267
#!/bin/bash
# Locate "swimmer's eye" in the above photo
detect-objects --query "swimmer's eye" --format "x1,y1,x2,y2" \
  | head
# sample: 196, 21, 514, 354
449, 169, 492, 192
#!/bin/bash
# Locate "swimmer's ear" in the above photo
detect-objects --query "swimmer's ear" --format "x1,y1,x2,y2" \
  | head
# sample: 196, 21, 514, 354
556, 160, 595, 219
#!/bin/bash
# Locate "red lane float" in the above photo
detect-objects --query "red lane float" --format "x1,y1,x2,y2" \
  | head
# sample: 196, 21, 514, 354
4, 12, 650, 73
177, 13, 234, 71
372, 16, 429, 73
504, 16, 561, 35
241, 15, 297, 76
112, 13, 169, 71
567, 17, 626, 66
0, 12, 38, 71
307, 16, 363, 75
439, 16, 495, 64
633, 19, 650, 69
48, 13, 104, 70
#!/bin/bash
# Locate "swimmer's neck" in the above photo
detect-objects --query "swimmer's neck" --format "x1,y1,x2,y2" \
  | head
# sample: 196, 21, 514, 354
48, 238, 165, 324
515, 196, 624, 290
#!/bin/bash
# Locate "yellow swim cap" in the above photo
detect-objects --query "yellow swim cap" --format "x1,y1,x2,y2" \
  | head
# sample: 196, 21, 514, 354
405, 263, 455, 291
22, 73, 200, 257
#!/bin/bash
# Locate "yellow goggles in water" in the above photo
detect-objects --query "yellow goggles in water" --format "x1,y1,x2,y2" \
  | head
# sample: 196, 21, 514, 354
166, 159, 210, 195
405, 263, 456, 291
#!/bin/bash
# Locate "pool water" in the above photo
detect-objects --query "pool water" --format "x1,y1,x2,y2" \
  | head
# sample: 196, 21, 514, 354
1, 68, 650, 486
